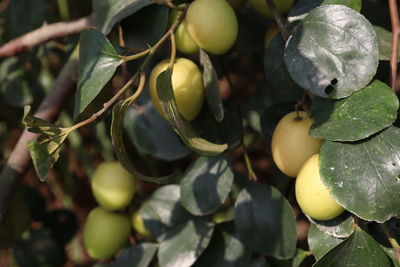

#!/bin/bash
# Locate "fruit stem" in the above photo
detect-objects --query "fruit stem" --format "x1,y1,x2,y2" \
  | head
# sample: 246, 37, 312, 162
243, 149, 258, 182
264, 0, 290, 41
381, 222, 400, 264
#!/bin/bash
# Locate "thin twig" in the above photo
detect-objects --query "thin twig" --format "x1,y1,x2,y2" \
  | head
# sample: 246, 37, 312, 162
265, 0, 290, 41
389, 0, 400, 91
380, 222, 400, 264
0, 15, 94, 58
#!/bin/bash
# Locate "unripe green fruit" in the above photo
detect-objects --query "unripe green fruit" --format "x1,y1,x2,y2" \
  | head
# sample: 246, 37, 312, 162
149, 58, 205, 121
271, 111, 323, 177
91, 161, 136, 211
249, 0, 294, 18
131, 210, 152, 238
83, 207, 131, 260
169, 7, 199, 54
296, 154, 345, 220
186, 0, 238, 55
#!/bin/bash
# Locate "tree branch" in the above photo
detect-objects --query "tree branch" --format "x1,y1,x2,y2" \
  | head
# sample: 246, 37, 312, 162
265, 0, 290, 41
0, 47, 79, 223
389, 0, 400, 91
0, 15, 94, 58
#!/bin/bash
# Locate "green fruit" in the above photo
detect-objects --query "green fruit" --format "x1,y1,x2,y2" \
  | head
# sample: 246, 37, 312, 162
186, 0, 238, 54
249, 0, 294, 18
91, 161, 136, 211
149, 58, 205, 121
169, 6, 199, 54
227, 0, 247, 10
83, 207, 131, 260
295, 154, 345, 220
131, 210, 152, 238
271, 111, 323, 177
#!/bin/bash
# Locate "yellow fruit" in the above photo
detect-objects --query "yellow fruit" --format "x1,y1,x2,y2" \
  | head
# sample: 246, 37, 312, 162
169, 6, 199, 54
131, 210, 152, 238
186, 0, 238, 54
149, 58, 205, 121
264, 24, 280, 48
249, 0, 294, 18
91, 161, 136, 211
295, 154, 345, 220
271, 111, 323, 177
83, 207, 131, 260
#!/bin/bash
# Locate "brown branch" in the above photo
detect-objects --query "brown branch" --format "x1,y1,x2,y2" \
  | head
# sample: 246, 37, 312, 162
389, 0, 400, 91
0, 47, 79, 223
0, 15, 94, 58
265, 0, 289, 41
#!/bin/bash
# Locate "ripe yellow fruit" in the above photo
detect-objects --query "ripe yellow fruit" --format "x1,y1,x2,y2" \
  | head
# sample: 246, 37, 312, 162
249, 0, 294, 18
83, 207, 131, 260
149, 58, 205, 121
131, 210, 152, 238
271, 111, 323, 177
264, 24, 279, 48
169, 6, 199, 54
186, 0, 238, 54
91, 161, 136, 211
295, 154, 345, 220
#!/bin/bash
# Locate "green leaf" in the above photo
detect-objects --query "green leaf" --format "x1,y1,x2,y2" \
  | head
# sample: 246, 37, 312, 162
74, 29, 123, 120
124, 100, 190, 161
310, 80, 399, 141
158, 219, 214, 267
267, 248, 310, 267
234, 183, 297, 259
320, 126, 400, 222
264, 34, 303, 103
111, 101, 179, 184
23, 106, 70, 181
374, 26, 400, 62
308, 213, 355, 238
314, 227, 391, 267
93, 0, 152, 35
180, 154, 234, 216
156, 70, 228, 156
308, 223, 345, 260
193, 222, 252, 267
111, 243, 158, 267
199, 49, 224, 122
285, 5, 379, 99
140, 185, 194, 241
249, 258, 272, 267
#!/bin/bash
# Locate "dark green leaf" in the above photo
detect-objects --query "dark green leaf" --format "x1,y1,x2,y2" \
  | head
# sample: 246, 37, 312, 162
264, 34, 303, 102
124, 100, 190, 161
74, 29, 123, 120
285, 5, 379, 99
314, 227, 391, 267
193, 222, 252, 267
140, 185, 194, 241
234, 183, 297, 259
158, 219, 214, 267
111, 243, 158, 267
93, 0, 152, 35
320, 126, 400, 222
156, 70, 228, 156
308, 223, 345, 260
374, 26, 400, 62
267, 248, 310, 267
199, 49, 224, 122
111, 101, 179, 184
308, 213, 355, 238
180, 154, 234, 216
310, 80, 398, 141
249, 258, 272, 267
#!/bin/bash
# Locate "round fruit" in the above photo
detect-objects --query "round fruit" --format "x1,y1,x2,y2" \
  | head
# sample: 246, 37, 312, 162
186, 0, 238, 54
83, 207, 131, 260
91, 161, 136, 211
149, 58, 205, 121
249, 0, 294, 18
264, 24, 279, 48
131, 210, 152, 238
295, 154, 345, 220
271, 111, 323, 177
169, 6, 199, 54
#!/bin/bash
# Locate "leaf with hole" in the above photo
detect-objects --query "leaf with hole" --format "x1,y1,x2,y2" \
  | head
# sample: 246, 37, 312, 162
285, 5, 378, 98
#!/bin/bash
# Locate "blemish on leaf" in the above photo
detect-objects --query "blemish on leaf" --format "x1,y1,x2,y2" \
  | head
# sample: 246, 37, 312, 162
330, 78, 338, 85
325, 85, 334, 95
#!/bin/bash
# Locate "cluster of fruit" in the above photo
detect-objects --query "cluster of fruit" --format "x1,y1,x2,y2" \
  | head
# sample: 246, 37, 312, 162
271, 111, 345, 221
83, 162, 150, 260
